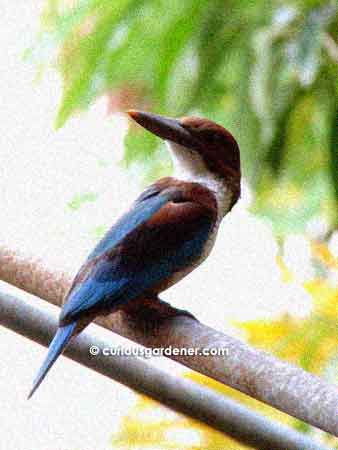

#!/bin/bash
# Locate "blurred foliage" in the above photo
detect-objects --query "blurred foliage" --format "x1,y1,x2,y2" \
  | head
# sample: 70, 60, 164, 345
32, 0, 338, 235
111, 240, 338, 449
67, 191, 98, 210
111, 377, 294, 450
240, 241, 338, 379
238, 239, 338, 443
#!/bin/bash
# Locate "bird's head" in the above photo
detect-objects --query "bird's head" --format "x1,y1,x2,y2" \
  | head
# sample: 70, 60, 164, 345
127, 110, 241, 213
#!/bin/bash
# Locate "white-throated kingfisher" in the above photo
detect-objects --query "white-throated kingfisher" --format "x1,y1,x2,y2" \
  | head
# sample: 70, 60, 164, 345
28, 110, 241, 398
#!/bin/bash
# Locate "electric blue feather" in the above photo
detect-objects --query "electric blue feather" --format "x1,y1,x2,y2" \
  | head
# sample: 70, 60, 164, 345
87, 192, 169, 260
28, 322, 77, 399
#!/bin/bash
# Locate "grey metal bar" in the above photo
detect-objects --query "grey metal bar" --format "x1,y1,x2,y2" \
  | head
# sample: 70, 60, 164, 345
0, 286, 333, 450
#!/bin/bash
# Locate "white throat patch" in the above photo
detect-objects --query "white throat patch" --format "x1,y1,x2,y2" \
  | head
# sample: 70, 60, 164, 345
166, 141, 233, 218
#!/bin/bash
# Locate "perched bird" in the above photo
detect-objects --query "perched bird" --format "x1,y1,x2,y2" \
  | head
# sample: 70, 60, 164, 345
28, 110, 241, 399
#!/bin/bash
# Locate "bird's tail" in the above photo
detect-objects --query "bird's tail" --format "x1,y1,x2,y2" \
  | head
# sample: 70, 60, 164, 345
28, 322, 77, 399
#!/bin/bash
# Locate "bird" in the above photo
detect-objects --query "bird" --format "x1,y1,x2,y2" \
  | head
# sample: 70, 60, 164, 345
28, 110, 241, 399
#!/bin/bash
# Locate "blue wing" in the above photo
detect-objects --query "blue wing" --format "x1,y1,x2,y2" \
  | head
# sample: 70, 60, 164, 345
28, 185, 216, 398
87, 185, 168, 260
28, 322, 76, 399
60, 189, 216, 325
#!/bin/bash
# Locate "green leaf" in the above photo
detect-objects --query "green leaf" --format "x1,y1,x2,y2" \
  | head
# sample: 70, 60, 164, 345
123, 126, 172, 185
27, 0, 111, 65
56, 0, 137, 128
188, 0, 243, 111
152, 0, 206, 113
67, 191, 98, 210
264, 88, 303, 175
123, 127, 159, 166
90, 224, 107, 239
329, 103, 338, 225
254, 175, 326, 235
289, 3, 337, 86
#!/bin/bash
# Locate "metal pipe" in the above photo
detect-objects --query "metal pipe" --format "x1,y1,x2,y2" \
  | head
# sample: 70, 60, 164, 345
0, 286, 333, 450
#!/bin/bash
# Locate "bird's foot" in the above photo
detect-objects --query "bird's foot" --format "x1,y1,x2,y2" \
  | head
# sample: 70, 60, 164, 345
121, 296, 197, 324
154, 300, 197, 321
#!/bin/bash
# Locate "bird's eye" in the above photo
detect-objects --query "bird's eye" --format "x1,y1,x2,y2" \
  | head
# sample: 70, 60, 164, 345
204, 130, 219, 143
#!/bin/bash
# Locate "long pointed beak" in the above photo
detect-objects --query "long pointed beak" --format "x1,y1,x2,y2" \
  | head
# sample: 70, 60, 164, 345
127, 110, 196, 148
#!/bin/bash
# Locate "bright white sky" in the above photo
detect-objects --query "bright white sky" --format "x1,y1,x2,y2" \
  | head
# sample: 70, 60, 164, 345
0, 2, 320, 450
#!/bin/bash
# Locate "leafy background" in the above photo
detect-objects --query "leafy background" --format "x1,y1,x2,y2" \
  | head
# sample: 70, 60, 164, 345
26, 0, 338, 448
32, 0, 338, 236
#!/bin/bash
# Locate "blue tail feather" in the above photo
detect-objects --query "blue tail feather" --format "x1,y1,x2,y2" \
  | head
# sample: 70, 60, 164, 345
28, 322, 77, 399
